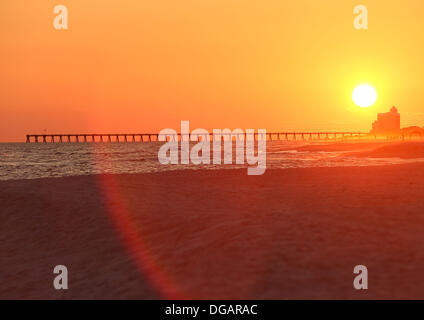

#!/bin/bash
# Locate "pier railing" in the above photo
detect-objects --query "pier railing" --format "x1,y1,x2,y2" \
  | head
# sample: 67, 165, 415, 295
25, 132, 368, 143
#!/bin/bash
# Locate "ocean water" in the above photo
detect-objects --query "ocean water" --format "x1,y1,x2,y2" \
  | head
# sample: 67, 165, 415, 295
0, 141, 423, 181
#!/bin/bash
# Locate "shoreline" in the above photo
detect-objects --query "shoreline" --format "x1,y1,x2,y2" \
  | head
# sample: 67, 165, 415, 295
0, 157, 424, 185
0, 159, 422, 183
3, 140, 424, 181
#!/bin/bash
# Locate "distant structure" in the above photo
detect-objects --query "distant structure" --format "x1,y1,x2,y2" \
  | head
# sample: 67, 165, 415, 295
402, 126, 424, 139
370, 106, 401, 136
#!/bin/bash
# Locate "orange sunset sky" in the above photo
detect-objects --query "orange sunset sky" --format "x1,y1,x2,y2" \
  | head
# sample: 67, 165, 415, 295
1, 0, 424, 142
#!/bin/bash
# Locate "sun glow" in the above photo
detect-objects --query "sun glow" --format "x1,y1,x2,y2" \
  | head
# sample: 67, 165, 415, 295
352, 84, 377, 108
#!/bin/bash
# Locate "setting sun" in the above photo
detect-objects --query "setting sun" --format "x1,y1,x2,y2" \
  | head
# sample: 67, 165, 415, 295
352, 84, 377, 108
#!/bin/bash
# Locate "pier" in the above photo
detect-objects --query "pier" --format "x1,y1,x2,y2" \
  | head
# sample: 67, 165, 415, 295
25, 132, 368, 143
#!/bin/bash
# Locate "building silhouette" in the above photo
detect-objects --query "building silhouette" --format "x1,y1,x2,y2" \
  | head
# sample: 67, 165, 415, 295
371, 106, 401, 135
402, 126, 424, 139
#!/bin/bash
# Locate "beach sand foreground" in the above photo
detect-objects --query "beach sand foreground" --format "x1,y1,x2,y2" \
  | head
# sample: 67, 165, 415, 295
1, 163, 424, 299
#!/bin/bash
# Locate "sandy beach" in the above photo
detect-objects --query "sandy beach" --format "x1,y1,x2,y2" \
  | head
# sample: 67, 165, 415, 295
2, 158, 424, 299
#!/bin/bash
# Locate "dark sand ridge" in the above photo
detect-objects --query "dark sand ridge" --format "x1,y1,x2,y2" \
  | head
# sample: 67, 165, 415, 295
2, 161, 424, 299
350, 142, 424, 159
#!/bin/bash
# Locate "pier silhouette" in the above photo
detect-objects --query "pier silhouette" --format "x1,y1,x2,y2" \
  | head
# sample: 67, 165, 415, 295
25, 132, 368, 143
